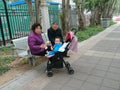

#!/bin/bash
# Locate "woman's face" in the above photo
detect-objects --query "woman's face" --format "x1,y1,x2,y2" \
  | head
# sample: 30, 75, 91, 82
34, 26, 42, 34
52, 23, 58, 30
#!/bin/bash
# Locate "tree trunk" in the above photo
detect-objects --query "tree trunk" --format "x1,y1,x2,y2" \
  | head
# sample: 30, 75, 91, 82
35, 0, 41, 23
26, 0, 34, 29
62, 0, 70, 36
90, 6, 101, 26
95, 6, 101, 25
90, 11, 95, 26
74, 0, 86, 30
107, 0, 117, 18
61, 0, 65, 36
101, 0, 117, 18
77, 8, 85, 29
65, 0, 70, 32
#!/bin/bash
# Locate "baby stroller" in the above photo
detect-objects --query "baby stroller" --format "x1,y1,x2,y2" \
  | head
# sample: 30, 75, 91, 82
46, 31, 75, 77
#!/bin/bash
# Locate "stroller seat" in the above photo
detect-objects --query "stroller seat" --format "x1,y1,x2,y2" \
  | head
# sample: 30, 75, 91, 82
46, 42, 74, 77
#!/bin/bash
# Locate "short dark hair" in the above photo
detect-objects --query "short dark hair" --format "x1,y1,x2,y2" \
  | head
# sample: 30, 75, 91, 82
52, 22, 58, 25
55, 36, 61, 40
31, 23, 42, 31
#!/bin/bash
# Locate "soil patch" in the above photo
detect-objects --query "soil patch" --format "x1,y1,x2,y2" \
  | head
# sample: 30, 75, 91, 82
0, 56, 47, 85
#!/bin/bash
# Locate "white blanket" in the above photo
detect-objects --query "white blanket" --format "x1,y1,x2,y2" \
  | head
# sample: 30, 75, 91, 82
58, 42, 69, 52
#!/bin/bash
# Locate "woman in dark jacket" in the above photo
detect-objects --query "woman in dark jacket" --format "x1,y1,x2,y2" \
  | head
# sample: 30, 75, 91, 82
28, 23, 47, 56
47, 22, 69, 57
47, 22, 63, 46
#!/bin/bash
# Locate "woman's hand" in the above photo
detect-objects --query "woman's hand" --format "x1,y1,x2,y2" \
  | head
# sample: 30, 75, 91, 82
51, 46, 53, 50
40, 44, 47, 48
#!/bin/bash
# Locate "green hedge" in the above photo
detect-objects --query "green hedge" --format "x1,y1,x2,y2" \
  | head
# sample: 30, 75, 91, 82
76, 26, 104, 41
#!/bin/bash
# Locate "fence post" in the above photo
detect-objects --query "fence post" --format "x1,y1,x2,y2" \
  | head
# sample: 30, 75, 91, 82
2, 0, 12, 40
0, 16, 6, 46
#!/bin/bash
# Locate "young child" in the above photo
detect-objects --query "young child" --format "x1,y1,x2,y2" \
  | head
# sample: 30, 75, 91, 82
46, 37, 62, 57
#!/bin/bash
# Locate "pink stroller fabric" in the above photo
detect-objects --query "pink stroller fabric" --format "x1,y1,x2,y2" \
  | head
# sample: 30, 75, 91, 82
65, 31, 74, 41
65, 31, 78, 52
69, 36, 78, 52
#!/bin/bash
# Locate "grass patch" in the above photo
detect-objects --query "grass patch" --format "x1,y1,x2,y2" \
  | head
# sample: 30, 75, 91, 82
0, 46, 12, 55
0, 57, 15, 64
0, 56, 15, 75
76, 26, 104, 41
0, 65, 10, 75
110, 20, 117, 25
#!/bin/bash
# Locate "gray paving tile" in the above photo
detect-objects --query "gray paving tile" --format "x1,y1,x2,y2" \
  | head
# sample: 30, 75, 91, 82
103, 52, 115, 58
79, 56, 101, 61
91, 40, 120, 53
73, 64, 93, 76
113, 28, 120, 31
75, 62, 96, 68
85, 59, 100, 64
98, 60, 111, 66
90, 69, 106, 77
76, 56, 100, 65
105, 72, 120, 81
112, 58, 120, 63
93, 40, 119, 48
95, 65, 109, 71
100, 57, 113, 62
114, 55, 120, 59
50, 73, 72, 85
80, 82, 99, 90
91, 47, 108, 52
117, 48, 120, 51
43, 82, 62, 90
102, 79, 120, 89
100, 86, 118, 90
106, 48, 117, 52
77, 66, 94, 74
116, 49, 120, 53
86, 75, 103, 85
106, 33, 120, 38
66, 78, 84, 89
73, 72, 89, 81
108, 67, 120, 74
61, 86, 78, 90
111, 62, 120, 68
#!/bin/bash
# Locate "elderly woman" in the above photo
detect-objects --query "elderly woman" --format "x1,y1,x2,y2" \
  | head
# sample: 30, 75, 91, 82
28, 23, 47, 56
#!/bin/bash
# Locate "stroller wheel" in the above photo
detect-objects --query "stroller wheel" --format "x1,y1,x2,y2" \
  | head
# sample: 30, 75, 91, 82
47, 71, 53, 77
68, 68, 74, 75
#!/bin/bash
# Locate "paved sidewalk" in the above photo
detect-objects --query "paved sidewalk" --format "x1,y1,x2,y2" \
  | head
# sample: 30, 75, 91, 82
1, 23, 120, 90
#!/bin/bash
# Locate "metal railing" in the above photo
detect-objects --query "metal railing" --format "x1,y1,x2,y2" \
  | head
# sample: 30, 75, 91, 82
0, 1, 77, 46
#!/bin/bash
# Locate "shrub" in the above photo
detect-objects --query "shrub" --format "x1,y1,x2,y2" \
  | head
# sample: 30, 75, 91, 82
76, 26, 104, 41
